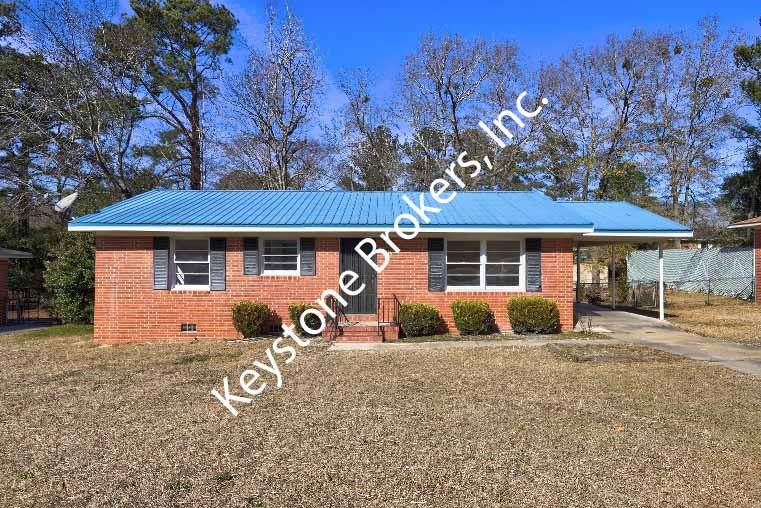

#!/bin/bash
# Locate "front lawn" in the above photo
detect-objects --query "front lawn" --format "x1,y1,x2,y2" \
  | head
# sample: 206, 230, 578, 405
624, 291, 761, 345
1, 331, 760, 506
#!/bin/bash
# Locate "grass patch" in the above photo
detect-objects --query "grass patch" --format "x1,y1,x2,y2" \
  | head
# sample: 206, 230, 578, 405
174, 351, 242, 365
1, 327, 761, 506
19, 324, 93, 339
546, 343, 678, 363
214, 471, 235, 483
554, 330, 611, 340
396, 333, 518, 343
619, 291, 761, 345
396, 330, 610, 343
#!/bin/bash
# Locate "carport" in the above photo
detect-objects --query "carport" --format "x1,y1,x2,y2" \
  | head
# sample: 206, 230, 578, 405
555, 201, 694, 322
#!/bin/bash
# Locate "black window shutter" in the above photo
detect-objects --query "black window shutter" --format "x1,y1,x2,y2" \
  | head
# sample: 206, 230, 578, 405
526, 238, 542, 292
152, 237, 170, 290
243, 237, 259, 275
210, 238, 226, 291
300, 238, 316, 276
428, 238, 445, 292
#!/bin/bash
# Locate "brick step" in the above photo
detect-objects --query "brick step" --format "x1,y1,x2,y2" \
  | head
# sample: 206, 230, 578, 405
335, 334, 382, 343
340, 325, 380, 335
334, 323, 400, 343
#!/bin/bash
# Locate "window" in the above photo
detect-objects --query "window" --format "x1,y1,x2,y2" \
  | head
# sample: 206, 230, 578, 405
446, 241, 481, 287
486, 240, 521, 287
174, 238, 209, 289
446, 239, 523, 290
262, 239, 299, 274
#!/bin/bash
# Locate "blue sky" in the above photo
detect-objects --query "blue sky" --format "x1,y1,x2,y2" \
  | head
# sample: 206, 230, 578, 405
226, 0, 760, 73
214, 0, 761, 132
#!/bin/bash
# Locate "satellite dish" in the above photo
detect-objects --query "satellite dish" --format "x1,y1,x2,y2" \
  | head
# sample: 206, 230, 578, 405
54, 192, 78, 213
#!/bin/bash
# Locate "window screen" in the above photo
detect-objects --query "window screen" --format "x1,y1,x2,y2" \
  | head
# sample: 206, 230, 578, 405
262, 239, 299, 273
174, 239, 209, 287
446, 240, 481, 287
486, 240, 521, 287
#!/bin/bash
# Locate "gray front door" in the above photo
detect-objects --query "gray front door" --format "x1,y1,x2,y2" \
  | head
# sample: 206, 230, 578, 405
340, 238, 377, 314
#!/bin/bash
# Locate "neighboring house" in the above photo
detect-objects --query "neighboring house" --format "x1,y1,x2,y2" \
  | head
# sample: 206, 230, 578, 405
0, 247, 33, 326
728, 217, 761, 303
68, 190, 692, 343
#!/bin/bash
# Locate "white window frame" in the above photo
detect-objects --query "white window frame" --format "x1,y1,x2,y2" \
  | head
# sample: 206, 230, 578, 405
444, 238, 525, 292
171, 237, 210, 291
260, 238, 301, 276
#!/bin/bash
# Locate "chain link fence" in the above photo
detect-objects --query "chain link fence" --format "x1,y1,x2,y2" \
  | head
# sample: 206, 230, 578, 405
578, 276, 755, 309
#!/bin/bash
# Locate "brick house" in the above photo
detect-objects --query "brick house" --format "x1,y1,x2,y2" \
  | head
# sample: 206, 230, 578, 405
69, 190, 692, 343
728, 217, 761, 303
0, 247, 32, 326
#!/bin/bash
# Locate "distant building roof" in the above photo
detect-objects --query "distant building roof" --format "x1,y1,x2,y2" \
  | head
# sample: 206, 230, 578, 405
728, 216, 761, 229
0, 247, 32, 259
68, 189, 692, 238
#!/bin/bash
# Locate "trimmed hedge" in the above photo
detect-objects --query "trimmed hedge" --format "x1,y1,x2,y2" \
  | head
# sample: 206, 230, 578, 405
451, 299, 494, 335
507, 296, 560, 334
398, 303, 440, 337
288, 302, 323, 336
232, 301, 272, 338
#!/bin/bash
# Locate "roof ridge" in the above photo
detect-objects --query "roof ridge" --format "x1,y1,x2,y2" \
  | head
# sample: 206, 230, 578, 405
147, 189, 541, 194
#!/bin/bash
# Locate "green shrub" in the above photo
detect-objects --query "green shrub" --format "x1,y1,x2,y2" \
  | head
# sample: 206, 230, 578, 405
398, 303, 440, 337
44, 232, 95, 324
451, 299, 494, 335
507, 296, 560, 334
288, 302, 323, 336
231, 301, 272, 338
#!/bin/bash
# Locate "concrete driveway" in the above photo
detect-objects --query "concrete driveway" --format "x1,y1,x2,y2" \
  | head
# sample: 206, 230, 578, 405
576, 303, 761, 377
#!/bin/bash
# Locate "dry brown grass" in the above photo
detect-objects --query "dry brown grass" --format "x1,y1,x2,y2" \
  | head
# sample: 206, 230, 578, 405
2, 330, 761, 507
657, 291, 761, 345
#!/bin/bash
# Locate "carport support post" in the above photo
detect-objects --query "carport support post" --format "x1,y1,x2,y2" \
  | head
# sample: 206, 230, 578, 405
610, 244, 616, 310
658, 243, 665, 321
575, 243, 581, 303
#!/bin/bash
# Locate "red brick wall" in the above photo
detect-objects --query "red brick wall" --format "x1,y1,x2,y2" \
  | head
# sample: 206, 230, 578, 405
753, 229, 761, 304
377, 237, 574, 334
0, 259, 8, 326
93, 236, 574, 343
95, 237, 340, 343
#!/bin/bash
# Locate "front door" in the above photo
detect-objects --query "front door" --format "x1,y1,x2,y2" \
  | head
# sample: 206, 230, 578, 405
340, 238, 377, 314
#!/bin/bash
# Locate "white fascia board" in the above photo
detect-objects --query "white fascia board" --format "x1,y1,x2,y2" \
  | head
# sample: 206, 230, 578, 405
582, 231, 694, 238
727, 223, 761, 229
68, 224, 595, 234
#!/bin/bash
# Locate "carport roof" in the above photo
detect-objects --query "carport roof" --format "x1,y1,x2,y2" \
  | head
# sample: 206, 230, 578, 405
555, 201, 692, 236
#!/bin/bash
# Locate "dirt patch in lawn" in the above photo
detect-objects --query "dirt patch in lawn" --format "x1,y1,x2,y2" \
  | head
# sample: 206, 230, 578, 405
545, 343, 678, 363
1, 332, 761, 507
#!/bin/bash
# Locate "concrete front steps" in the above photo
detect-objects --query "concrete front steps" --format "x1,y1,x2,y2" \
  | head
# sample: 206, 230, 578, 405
334, 320, 400, 343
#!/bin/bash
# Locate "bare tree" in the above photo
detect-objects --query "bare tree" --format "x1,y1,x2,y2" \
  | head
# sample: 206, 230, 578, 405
334, 69, 401, 190
12, 0, 155, 199
639, 18, 741, 222
398, 32, 524, 188
224, 8, 324, 189
539, 31, 653, 199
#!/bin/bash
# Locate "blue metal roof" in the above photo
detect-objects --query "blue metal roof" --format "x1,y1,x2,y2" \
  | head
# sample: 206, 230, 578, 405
555, 201, 691, 233
68, 189, 691, 235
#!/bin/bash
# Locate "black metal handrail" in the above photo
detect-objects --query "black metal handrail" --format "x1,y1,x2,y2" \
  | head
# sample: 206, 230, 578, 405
325, 295, 349, 341
377, 295, 400, 335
